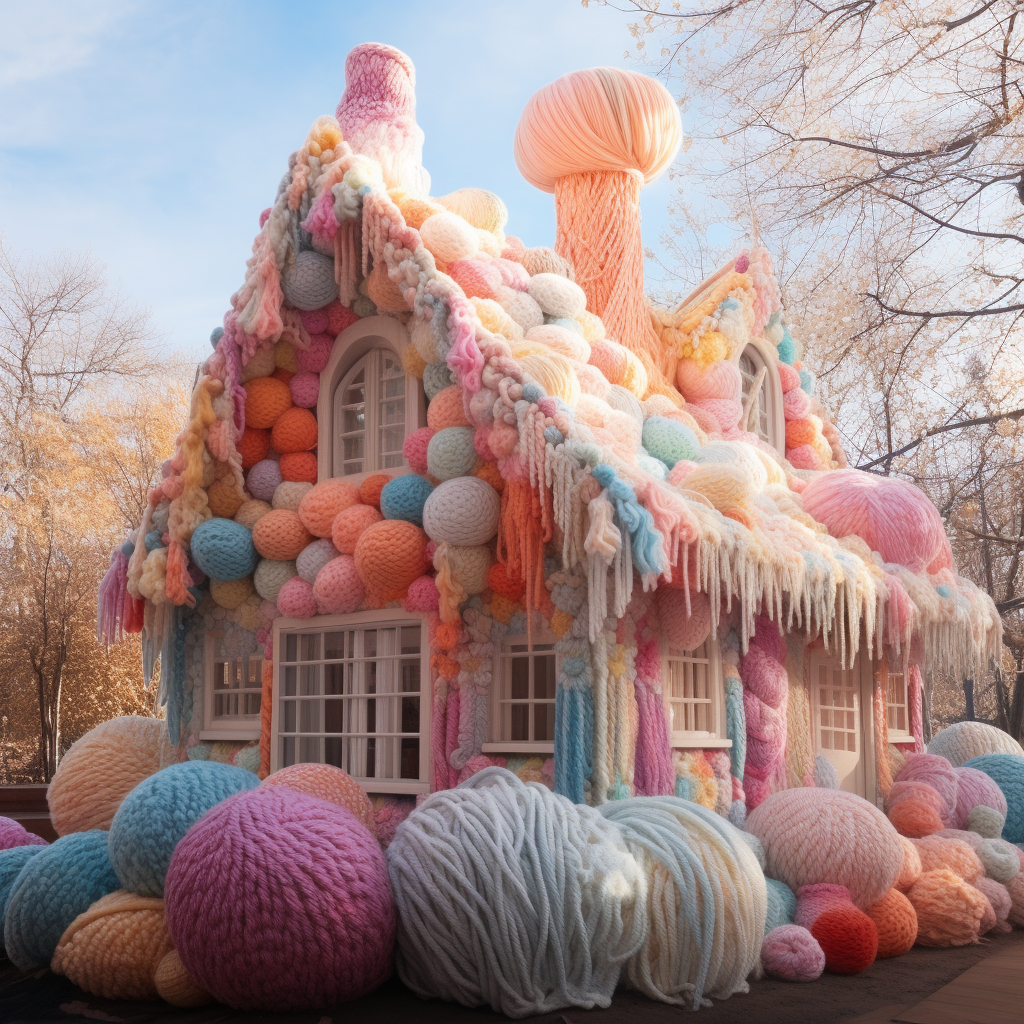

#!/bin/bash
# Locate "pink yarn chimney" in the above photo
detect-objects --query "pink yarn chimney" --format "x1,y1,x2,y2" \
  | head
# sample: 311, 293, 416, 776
335, 43, 430, 194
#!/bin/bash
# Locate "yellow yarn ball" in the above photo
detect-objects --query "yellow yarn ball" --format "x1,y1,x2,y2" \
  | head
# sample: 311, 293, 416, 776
402, 343, 426, 379
209, 575, 254, 610
472, 297, 523, 341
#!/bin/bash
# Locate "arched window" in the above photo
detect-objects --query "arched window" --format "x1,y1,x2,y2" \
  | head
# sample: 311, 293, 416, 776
737, 340, 785, 452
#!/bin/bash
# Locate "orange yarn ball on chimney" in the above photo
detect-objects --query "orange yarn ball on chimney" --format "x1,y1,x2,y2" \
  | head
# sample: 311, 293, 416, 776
244, 377, 292, 429
358, 473, 392, 509
237, 427, 270, 470
271, 407, 318, 453
251, 509, 312, 560
279, 451, 318, 484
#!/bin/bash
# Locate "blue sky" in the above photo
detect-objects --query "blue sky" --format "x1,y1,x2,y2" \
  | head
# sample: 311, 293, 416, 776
0, 0, 701, 361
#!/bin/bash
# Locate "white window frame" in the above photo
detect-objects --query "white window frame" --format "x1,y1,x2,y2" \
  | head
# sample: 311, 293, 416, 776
270, 609, 430, 795
201, 645, 263, 741
318, 315, 426, 487
737, 339, 784, 452
483, 632, 557, 755
885, 668, 912, 740
663, 637, 732, 750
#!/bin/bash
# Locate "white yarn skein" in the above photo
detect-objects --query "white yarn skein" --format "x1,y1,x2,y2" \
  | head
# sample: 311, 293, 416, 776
386, 768, 648, 1018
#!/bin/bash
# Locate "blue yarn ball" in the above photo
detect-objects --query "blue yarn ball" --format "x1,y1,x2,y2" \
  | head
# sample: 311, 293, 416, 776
641, 416, 699, 469
0, 846, 45, 939
380, 474, 434, 526
210, 326, 224, 348
423, 361, 453, 401
798, 368, 815, 395
544, 316, 584, 335
764, 877, 797, 935
963, 753, 1024, 843
189, 518, 257, 582
108, 761, 259, 898
777, 330, 797, 365
522, 382, 543, 403
144, 529, 163, 552
120, 539, 135, 559
426, 427, 478, 481
3, 831, 119, 969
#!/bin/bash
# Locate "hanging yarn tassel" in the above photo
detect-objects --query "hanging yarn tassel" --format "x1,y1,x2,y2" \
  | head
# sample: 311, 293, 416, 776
97, 547, 130, 647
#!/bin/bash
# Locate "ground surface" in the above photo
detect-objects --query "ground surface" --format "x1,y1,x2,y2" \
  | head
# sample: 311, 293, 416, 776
3, 930, 1022, 1024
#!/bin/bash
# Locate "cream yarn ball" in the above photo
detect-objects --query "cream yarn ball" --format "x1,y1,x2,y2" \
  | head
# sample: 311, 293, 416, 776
419, 212, 479, 264
928, 721, 1024, 767
422, 476, 501, 546
527, 273, 587, 319
272, 481, 313, 512
253, 559, 297, 603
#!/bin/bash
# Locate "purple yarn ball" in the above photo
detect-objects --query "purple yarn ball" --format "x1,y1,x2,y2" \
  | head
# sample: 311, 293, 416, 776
761, 924, 825, 982
0, 816, 47, 851
246, 459, 283, 502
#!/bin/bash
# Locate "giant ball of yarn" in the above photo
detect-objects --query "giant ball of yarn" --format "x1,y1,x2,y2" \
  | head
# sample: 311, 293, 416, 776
951, 765, 1007, 829
929, 721, 1024, 766
0, 817, 46, 851
426, 426, 478, 480
271, 407, 318, 453
764, 876, 797, 934
657, 588, 712, 651
760, 925, 824, 982
866, 888, 917, 958
299, 477, 361, 537
252, 509, 312, 561
261, 763, 376, 836
0, 846, 44, 937
108, 761, 260, 897
809, 907, 877, 974
800, 469, 953, 573
244, 376, 293, 429
353, 519, 428, 600
253, 557, 297, 603
188, 518, 257, 581
246, 459, 282, 502
332, 504, 383, 554
892, 753, 958, 825
51, 890, 173, 1000
422, 476, 501, 546
281, 250, 338, 310
642, 416, 699, 469
3, 830, 119, 968
312, 555, 364, 614
906, 868, 987, 946
165, 786, 394, 1011
48, 717, 177, 835
380, 473, 433, 526
295, 537, 340, 583
962, 753, 1024, 842
746, 787, 904, 908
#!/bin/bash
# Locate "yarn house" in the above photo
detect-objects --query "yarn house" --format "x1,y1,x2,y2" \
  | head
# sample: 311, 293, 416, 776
99, 42, 1001, 820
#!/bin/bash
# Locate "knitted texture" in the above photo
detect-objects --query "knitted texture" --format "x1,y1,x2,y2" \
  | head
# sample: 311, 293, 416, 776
297, 478, 361, 537
312, 555, 364, 614
276, 576, 317, 618
253, 557, 297, 602
764, 876, 797, 934
889, 798, 944, 838
165, 787, 394, 1011
906, 868, 987, 946
4, 830, 120, 969
52, 890, 174, 1000
422, 476, 501, 546
895, 835, 923, 891
929, 721, 1024, 766
760, 925, 825, 982
911, 835, 983, 881
740, 618, 788, 809
243, 376, 292, 429
962, 753, 1024, 842
0, 846, 44, 937
810, 907, 878, 974
108, 761, 260, 897
262, 763, 377, 835
952, 765, 1007, 828
189, 518, 257, 582
332, 504, 383, 554
271, 407, 318, 453
657, 588, 711, 651
48, 717, 178, 835
245, 459, 282, 502
746, 787, 903, 908
968, 804, 1006, 837
972, 876, 1012, 934
154, 948, 213, 1008
0, 817, 46, 851
866, 888, 917, 958
380, 473, 434, 526
252, 509, 313, 561
932, 828, 1021, 883
279, 450, 317, 483
426, 427, 478, 480
272, 480, 313, 512
353, 519, 428, 600
358, 472, 392, 508
794, 882, 855, 930
281, 250, 338, 309
892, 753, 958, 825
295, 537, 340, 582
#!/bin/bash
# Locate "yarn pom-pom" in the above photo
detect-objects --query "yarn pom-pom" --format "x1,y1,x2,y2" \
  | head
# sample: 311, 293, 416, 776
297, 478, 361, 538
0, 817, 46, 851
809, 906, 878, 974
888, 798, 944, 838
906, 868, 987, 946
866, 888, 917, 958
760, 925, 824, 982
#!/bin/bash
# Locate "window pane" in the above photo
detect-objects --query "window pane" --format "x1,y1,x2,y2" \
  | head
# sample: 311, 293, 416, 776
401, 738, 419, 779
285, 634, 298, 662
325, 632, 345, 659
534, 702, 554, 741
534, 654, 556, 700
300, 634, 320, 661
510, 656, 529, 700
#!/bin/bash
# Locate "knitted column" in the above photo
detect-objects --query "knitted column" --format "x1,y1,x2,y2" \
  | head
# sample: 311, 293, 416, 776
631, 602, 674, 797
721, 631, 747, 821
741, 617, 788, 810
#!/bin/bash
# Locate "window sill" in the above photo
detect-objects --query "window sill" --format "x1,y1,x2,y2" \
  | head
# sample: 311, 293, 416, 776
353, 779, 429, 796
887, 732, 913, 743
199, 728, 260, 742
670, 736, 733, 750
481, 742, 555, 755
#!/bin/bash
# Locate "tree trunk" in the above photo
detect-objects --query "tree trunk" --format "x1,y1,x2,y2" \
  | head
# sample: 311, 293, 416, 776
963, 678, 975, 721
1009, 669, 1024, 745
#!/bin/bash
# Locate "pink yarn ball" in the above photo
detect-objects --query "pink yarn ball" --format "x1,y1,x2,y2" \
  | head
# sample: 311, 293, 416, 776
952, 766, 1008, 829
290, 372, 320, 408
777, 363, 801, 393
276, 577, 317, 619
761, 925, 825, 982
0, 817, 47, 850
299, 308, 329, 335
893, 753, 958, 826
295, 333, 334, 374
787, 444, 825, 470
165, 787, 394, 1011
403, 426, 434, 475
402, 575, 439, 613
794, 883, 854, 929
656, 588, 711, 651
312, 556, 365, 615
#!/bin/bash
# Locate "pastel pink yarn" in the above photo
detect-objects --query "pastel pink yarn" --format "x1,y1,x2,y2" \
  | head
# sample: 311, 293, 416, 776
893, 753, 958, 825
794, 883, 854, 929
403, 427, 433, 475
951, 765, 1007, 829
295, 333, 334, 374
289, 371, 320, 408
165, 787, 395, 1011
299, 309, 328, 335
656, 588, 711, 650
312, 555, 364, 615
276, 576, 317, 619
0, 817, 47, 850
402, 574, 439, 612
801, 469, 954, 574
760, 925, 825, 982
741, 618, 788, 810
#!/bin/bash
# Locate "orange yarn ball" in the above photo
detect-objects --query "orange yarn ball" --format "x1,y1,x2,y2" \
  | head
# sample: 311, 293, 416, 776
358, 473, 392, 509
487, 562, 526, 601
206, 479, 245, 520
332, 504, 383, 554
435, 621, 460, 651
895, 835, 923, 892
907, 868, 988, 946
867, 888, 917, 958
244, 376, 292, 429
271, 366, 294, 383
271, 407, 318, 453
251, 509, 312, 560
912, 836, 983, 882
427, 386, 470, 430
889, 799, 944, 838
262, 763, 376, 836
279, 451, 318, 484
810, 907, 878, 974
353, 519, 428, 599
298, 478, 361, 538
473, 460, 504, 492
237, 427, 270, 470
785, 418, 818, 449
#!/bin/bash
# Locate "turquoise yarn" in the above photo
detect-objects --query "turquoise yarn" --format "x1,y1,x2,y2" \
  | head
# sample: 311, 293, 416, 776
3, 830, 119, 969
426, 427, 477, 481
963, 753, 1024, 843
144, 529, 163, 552
380, 474, 434, 526
590, 464, 665, 577
0, 846, 44, 940
777, 329, 796, 365
108, 761, 259, 897
764, 877, 797, 934
798, 368, 815, 395
189, 517, 257, 581
641, 417, 698, 469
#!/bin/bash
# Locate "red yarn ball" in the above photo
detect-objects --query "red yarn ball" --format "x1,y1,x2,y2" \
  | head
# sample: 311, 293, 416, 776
326, 300, 358, 336
403, 427, 434, 475
279, 451, 318, 485
358, 473, 392, 509
237, 427, 271, 470
810, 907, 878, 974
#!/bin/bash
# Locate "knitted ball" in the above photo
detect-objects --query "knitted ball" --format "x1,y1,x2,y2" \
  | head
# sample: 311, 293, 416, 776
252, 509, 312, 561
380, 474, 434, 526
527, 272, 586, 319
189, 518, 257, 581
354, 520, 428, 600
403, 574, 439, 613
280, 451, 318, 484
642, 417, 699, 469
448, 257, 502, 300
893, 753, 958, 824
237, 427, 271, 469
419, 211, 479, 264
241, 345, 275, 382
0, 846, 43, 938
313, 556, 365, 614
296, 333, 333, 373
332, 504, 383, 554
809, 907, 878, 974
764, 876, 797, 934
0, 817, 46, 851
276, 576, 317, 619
262, 764, 376, 836
246, 459, 282, 502
289, 371, 321, 409
423, 361, 453, 400
422, 476, 501, 546
48, 717, 178, 835
911, 835, 983, 881
930, 721, 1024, 766
657, 588, 712, 651
760, 925, 824, 982
866, 888, 917, 958
426, 426, 478, 481
272, 480, 313, 511
952, 765, 1008, 828
155, 948, 213, 1008
446, 544, 491, 596
206, 478, 245, 519
281, 250, 338, 310
968, 804, 1006, 838
109, 762, 259, 898
935, 830, 1019, 882
235, 500, 272, 532
427, 386, 470, 431
895, 835, 923, 891
253, 558, 297, 602
404, 426, 434, 474
271, 407, 318, 454
244, 376, 293, 429
165, 787, 394, 1011
746, 788, 904, 908
358, 472, 392, 509
298, 478, 361, 538
209, 575, 254, 610
906, 868, 987, 946
51, 890, 174, 1000
327, 299, 358, 335
889, 798, 944, 838
295, 538, 339, 584
526, 324, 591, 363
962, 753, 1024, 842
3, 831, 120, 968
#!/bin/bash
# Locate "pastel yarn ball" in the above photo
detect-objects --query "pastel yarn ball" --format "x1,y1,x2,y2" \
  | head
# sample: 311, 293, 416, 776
380, 474, 434, 526
967, 804, 1005, 838
206, 478, 245, 519
189, 518, 257, 581
209, 575, 254, 610
912, 834, 983, 882
313, 555, 365, 614
746, 787, 904, 908
244, 376, 293, 429
354, 520, 428, 600
929, 721, 1024, 766
657, 588, 712, 652
0, 817, 46, 851
419, 211, 479, 264
262, 764, 376, 836
295, 538, 340, 583
164, 787, 395, 1011
281, 249, 338, 310
3, 830, 120, 969
252, 509, 313, 561
108, 761, 260, 898
427, 426, 478, 480
403, 575, 440, 613
422, 476, 501, 546
952, 765, 1007, 829
893, 753, 958, 825
760, 925, 824, 982
298, 478, 361, 537
276, 576, 318, 619
271, 407, 318, 453
527, 272, 586, 319
241, 345, 275, 382
235, 499, 272, 530
253, 558, 297, 602
295, 333, 334, 374
246, 459, 282, 502
155, 948, 214, 1008
0, 846, 44, 935
358, 472, 392, 509
764, 876, 797, 934
272, 480, 313, 511
866, 888, 917, 958
906, 868, 987, 946
48, 717, 178, 835
332, 504, 383, 554
280, 451, 318, 484
810, 907, 877, 974
427, 386, 470, 430
889, 798, 943, 838
895, 835, 923, 892
642, 416, 699, 469
962, 753, 1024, 842
423, 361, 453, 400
404, 426, 434, 474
